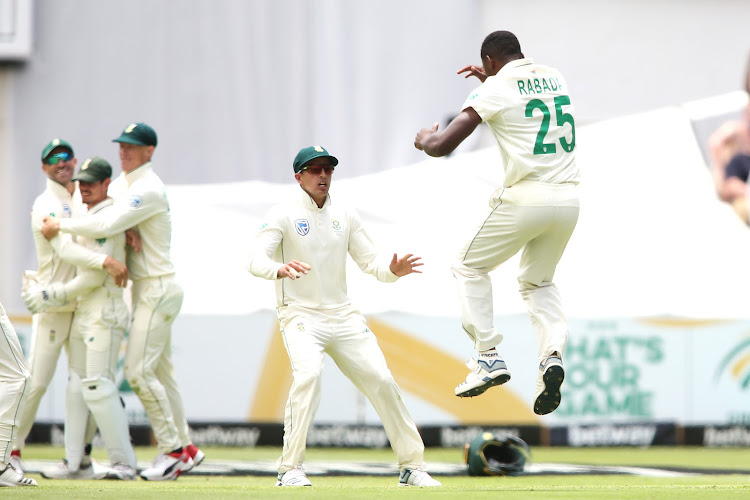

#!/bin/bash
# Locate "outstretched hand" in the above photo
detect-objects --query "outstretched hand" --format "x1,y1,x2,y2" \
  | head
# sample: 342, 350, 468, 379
277, 260, 312, 280
389, 253, 423, 277
457, 64, 487, 82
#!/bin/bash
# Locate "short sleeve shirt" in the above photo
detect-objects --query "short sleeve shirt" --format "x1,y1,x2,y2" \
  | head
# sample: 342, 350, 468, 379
463, 58, 581, 188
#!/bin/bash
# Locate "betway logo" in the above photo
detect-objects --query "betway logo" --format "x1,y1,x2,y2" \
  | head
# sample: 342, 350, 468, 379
440, 427, 520, 447
190, 425, 261, 446
704, 426, 750, 446
569, 424, 656, 446
307, 425, 389, 448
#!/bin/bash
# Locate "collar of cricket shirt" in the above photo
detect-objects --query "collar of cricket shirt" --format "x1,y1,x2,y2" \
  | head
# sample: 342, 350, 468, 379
124, 161, 153, 186
298, 186, 331, 210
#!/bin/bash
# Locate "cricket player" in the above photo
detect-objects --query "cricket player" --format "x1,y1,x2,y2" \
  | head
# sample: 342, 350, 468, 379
247, 146, 441, 488
0, 302, 36, 487
42, 123, 204, 480
11, 139, 128, 476
25, 157, 138, 480
414, 31, 580, 415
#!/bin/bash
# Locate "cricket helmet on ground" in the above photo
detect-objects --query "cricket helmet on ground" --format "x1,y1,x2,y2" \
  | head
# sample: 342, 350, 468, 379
464, 432, 530, 476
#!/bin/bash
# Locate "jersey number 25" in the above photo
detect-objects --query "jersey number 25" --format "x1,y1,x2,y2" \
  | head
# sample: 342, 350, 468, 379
525, 95, 575, 155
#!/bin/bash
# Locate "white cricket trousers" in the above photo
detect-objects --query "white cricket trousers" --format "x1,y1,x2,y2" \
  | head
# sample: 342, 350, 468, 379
13, 310, 73, 451
124, 276, 190, 453
0, 303, 30, 463
452, 181, 579, 362
276, 306, 426, 474
66, 294, 134, 468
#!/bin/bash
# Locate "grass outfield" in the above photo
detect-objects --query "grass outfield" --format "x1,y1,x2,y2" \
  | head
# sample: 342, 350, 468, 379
4, 445, 749, 498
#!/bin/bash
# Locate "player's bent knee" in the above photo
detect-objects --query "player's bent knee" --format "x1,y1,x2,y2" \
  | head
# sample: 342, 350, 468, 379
124, 374, 145, 395
367, 372, 397, 390
81, 376, 117, 402
124, 366, 151, 393
291, 370, 323, 391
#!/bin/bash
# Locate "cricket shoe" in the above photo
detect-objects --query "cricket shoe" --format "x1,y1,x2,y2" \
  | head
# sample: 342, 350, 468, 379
533, 355, 565, 415
398, 469, 442, 487
276, 467, 312, 486
139, 450, 193, 481
41, 459, 108, 480
0, 464, 37, 487
455, 357, 511, 397
184, 443, 205, 471
9, 450, 25, 475
105, 463, 137, 480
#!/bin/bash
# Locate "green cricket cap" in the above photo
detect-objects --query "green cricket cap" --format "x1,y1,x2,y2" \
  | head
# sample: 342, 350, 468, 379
112, 122, 158, 147
72, 157, 112, 183
41, 138, 74, 161
293, 146, 339, 173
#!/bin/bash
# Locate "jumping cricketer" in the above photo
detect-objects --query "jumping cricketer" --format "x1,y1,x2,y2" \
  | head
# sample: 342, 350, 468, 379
414, 31, 580, 415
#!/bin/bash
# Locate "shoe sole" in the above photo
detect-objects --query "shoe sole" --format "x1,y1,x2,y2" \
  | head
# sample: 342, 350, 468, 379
192, 453, 205, 467
534, 365, 564, 415
455, 371, 511, 397
184, 451, 204, 472
139, 472, 180, 481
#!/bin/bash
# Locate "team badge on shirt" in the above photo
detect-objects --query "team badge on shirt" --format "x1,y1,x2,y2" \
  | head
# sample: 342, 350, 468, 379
294, 219, 309, 236
62, 204, 72, 218
129, 195, 143, 209
332, 219, 343, 236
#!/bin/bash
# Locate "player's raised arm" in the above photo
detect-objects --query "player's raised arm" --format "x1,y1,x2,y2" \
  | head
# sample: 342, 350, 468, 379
414, 108, 482, 157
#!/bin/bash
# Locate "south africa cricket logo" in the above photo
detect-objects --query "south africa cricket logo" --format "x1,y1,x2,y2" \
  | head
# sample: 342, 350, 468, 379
294, 219, 309, 236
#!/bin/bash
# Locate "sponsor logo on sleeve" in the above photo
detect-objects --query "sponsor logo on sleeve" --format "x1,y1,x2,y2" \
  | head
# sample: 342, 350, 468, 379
129, 195, 143, 209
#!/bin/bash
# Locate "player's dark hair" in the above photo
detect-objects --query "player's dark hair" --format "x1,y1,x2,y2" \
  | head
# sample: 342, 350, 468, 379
481, 31, 523, 61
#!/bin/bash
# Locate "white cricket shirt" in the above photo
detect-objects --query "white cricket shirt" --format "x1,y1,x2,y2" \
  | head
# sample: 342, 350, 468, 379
247, 189, 398, 313
58, 162, 176, 281
31, 179, 104, 311
55, 198, 126, 304
463, 57, 581, 188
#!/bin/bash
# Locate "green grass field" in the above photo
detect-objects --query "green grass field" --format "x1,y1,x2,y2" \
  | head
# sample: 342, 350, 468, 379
4, 445, 749, 498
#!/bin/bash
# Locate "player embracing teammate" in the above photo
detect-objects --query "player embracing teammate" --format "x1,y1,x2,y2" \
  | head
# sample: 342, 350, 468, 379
39, 123, 204, 481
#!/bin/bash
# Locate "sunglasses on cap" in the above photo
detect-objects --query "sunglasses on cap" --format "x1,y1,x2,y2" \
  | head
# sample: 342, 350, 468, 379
301, 164, 335, 175
45, 152, 73, 165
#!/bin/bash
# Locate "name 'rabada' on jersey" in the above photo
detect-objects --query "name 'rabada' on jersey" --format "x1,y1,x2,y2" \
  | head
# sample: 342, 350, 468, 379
516, 76, 564, 95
